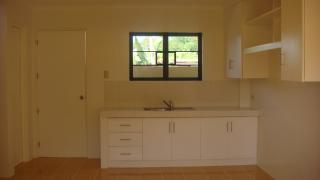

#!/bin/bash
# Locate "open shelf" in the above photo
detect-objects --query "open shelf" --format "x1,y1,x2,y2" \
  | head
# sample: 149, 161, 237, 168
246, 6, 281, 25
244, 41, 281, 54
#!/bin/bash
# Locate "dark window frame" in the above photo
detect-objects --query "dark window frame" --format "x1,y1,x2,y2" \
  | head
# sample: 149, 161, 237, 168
129, 32, 202, 81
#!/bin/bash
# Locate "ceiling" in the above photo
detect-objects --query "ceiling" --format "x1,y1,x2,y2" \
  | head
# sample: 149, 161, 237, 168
7, 0, 239, 7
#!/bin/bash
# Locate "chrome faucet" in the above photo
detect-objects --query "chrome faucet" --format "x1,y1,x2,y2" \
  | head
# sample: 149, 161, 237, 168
163, 100, 174, 111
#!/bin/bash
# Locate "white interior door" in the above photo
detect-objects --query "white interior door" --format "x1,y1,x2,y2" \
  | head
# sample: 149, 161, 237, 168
8, 27, 23, 165
37, 31, 87, 157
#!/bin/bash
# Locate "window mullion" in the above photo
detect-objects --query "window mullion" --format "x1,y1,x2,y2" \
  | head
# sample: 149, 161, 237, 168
163, 34, 169, 80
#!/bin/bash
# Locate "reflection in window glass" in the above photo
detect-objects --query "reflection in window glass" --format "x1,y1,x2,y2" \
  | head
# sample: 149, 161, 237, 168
132, 36, 163, 65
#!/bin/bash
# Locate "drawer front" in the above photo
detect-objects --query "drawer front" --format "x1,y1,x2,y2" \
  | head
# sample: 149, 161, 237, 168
109, 118, 142, 132
109, 147, 142, 161
109, 133, 142, 147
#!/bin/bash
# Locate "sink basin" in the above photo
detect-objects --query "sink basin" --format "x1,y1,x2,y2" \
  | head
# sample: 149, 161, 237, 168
173, 107, 195, 110
144, 107, 195, 111
144, 107, 171, 111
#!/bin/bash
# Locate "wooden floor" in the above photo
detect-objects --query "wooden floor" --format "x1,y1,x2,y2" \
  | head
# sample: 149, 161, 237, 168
6, 158, 273, 180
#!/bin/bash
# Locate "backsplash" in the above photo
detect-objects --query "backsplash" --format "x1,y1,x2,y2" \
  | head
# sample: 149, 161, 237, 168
104, 80, 240, 108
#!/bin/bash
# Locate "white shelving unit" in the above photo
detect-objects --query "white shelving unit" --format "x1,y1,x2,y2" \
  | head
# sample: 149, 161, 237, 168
225, 0, 282, 79
244, 41, 281, 54
246, 7, 281, 25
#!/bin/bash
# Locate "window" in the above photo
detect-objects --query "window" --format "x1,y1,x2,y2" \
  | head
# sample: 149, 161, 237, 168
129, 32, 202, 81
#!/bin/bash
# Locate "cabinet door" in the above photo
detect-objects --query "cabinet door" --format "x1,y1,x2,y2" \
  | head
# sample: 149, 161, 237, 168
143, 118, 171, 160
201, 118, 229, 159
304, 0, 320, 81
228, 117, 257, 159
281, 0, 304, 81
172, 118, 201, 160
225, 2, 242, 78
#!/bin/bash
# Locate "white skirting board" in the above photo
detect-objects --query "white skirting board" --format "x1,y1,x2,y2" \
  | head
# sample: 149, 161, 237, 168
101, 158, 257, 168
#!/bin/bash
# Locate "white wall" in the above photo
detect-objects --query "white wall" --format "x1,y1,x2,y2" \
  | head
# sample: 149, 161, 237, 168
0, 1, 32, 177
31, 5, 241, 158
252, 80, 320, 180
0, 3, 14, 178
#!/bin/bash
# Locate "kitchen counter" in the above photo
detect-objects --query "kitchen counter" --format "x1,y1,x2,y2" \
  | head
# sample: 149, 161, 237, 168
101, 107, 259, 118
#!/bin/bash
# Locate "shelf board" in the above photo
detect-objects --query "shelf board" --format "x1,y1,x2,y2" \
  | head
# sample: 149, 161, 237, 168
244, 42, 282, 54
246, 7, 281, 25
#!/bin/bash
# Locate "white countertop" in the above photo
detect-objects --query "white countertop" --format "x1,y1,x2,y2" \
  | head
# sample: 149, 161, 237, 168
101, 107, 259, 118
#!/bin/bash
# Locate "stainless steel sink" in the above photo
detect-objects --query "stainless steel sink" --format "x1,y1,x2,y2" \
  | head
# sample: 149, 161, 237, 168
144, 107, 171, 111
173, 107, 195, 110
144, 107, 194, 111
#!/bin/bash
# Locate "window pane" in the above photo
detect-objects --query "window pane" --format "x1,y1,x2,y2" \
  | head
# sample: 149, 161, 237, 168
133, 52, 157, 65
157, 52, 163, 65
169, 36, 198, 51
169, 65, 198, 78
133, 66, 163, 78
133, 36, 163, 51
176, 52, 198, 66
169, 53, 175, 65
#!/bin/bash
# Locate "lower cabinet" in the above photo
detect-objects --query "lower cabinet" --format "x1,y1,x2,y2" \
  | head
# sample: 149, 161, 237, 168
201, 118, 229, 159
143, 118, 201, 161
228, 117, 257, 159
172, 118, 201, 160
201, 117, 257, 160
102, 116, 257, 168
142, 118, 171, 160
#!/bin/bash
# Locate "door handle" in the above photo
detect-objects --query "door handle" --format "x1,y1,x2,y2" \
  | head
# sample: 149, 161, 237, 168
80, 95, 85, 100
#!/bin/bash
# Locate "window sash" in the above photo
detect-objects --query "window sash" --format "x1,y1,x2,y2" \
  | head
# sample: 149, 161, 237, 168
129, 32, 202, 81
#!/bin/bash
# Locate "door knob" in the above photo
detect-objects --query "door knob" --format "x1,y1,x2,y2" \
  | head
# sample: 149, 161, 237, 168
80, 95, 85, 100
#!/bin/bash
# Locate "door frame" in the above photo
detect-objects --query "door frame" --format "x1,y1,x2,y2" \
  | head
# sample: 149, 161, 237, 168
32, 29, 88, 158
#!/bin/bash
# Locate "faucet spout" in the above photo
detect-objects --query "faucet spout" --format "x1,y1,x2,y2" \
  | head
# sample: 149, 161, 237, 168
163, 100, 174, 111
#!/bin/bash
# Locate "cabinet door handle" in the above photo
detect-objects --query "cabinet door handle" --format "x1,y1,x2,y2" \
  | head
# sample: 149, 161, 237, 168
120, 153, 131, 156
120, 124, 131, 127
120, 138, 131, 141
227, 122, 229, 132
169, 122, 171, 133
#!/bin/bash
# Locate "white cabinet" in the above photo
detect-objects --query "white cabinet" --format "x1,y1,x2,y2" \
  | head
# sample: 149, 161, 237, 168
225, 0, 281, 79
143, 118, 201, 161
281, 0, 320, 81
106, 118, 143, 162
172, 118, 201, 160
228, 117, 257, 159
201, 117, 257, 160
143, 118, 171, 161
201, 118, 229, 159
101, 114, 258, 168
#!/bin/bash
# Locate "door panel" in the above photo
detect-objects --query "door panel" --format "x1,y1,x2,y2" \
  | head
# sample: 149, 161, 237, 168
172, 118, 201, 160
143, 118, 171, 160
228, 117, 257, 159
201, 118, 229, 159
8, 27, 23, 165
37, 31, 87, 157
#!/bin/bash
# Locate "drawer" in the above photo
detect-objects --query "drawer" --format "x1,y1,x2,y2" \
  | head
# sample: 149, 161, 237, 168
109, 147, 142, 161
109, 133, 142, 147
109, 118, 142, 132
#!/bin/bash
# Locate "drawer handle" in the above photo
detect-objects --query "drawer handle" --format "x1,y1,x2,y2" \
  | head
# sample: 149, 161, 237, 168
120, 153, 132, 156
120, 124, 131, 127
120, 138, 132, 141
